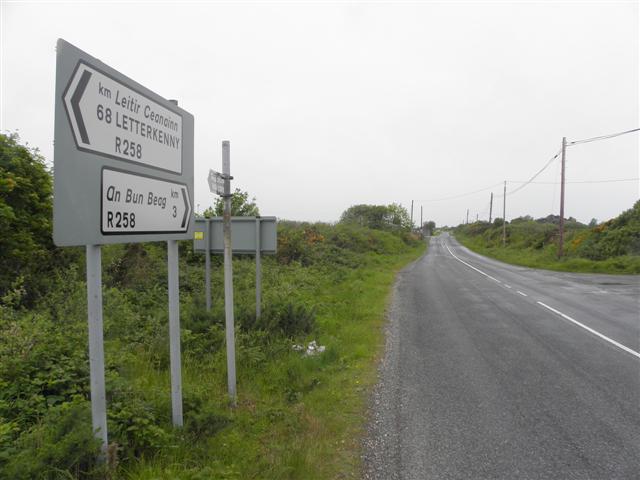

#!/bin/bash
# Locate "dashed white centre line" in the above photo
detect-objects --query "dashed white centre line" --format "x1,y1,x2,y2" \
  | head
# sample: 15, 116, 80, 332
537, 301, 640, 359
444, 244, 502, 283
443, 238, 640, 361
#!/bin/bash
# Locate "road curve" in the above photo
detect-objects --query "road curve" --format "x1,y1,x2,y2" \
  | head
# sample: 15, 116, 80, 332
363, 233, 640, 480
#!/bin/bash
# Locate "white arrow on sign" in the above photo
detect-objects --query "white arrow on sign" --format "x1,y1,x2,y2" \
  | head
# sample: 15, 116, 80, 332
101, 168, 192, 234
63, 62, 183, 173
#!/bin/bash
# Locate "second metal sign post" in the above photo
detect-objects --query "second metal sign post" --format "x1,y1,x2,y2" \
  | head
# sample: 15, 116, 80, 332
222, 141, 237, 404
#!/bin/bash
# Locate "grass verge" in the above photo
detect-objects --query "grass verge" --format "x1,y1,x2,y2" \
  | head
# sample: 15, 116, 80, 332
123, 243, 426, 479
455, 233, 640, 274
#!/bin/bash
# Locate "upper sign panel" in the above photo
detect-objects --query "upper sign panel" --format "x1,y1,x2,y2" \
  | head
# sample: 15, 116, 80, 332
63, 62, 183, 173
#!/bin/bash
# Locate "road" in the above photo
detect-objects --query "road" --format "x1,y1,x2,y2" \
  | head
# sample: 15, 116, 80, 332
363, 233, 640, 480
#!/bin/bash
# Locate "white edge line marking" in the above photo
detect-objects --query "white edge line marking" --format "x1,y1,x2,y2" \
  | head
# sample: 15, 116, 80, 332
504, 284, 512, 289
445, 244, 502, 283
517, 291, 528, 297
537, 301, 640, 360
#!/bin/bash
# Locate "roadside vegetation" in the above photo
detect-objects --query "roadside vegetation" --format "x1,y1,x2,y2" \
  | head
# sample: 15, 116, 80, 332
454, 203, 640, 274
0, 133, 425, 479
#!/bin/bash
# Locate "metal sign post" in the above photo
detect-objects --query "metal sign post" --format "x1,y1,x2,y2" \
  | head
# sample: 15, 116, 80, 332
86, 244, 107, 454
167, 239, 183, 426
222, 141, 237, 404
255, 217, 262, 320
205, 219, 211, 311
204, 167, 278, 403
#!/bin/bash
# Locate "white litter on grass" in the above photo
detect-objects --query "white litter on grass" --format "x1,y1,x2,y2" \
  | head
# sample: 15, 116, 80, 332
292, 340, 326, 356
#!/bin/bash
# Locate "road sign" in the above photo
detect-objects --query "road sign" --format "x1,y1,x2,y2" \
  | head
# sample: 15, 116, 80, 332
53, 39, 194, 246
101, 168, 192, 234
193, 217, 277, 254
207, 169, 225, 196
63, 62, 183, 173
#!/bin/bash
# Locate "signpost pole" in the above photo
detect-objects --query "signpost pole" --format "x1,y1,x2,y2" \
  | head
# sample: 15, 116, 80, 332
255, 217, 262, 320
222, 141, 237, 404
205, 218, 211, 311
86, 244, 108, 456
167, 239, 183, 426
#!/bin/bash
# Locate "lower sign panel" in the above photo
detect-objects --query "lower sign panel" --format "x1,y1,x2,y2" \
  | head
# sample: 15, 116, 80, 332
101, 168, 192, 234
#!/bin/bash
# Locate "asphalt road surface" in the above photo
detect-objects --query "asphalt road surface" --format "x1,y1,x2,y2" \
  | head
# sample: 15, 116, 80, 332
363, 233, 640, 480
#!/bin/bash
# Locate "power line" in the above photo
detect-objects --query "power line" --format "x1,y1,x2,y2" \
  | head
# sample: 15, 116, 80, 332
496, 149, 562, 197
418, 182, 503, 203
414, 127, 637, 209
507, 177, 639, 185
567, 128, 640, 146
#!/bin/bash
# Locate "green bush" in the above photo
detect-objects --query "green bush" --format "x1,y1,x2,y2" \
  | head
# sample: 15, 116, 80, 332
107, 385, 172, 460
0, 400, 102, 480
182, 389, 231, 439
0, 133, 82, 306
0, 308, 89, 431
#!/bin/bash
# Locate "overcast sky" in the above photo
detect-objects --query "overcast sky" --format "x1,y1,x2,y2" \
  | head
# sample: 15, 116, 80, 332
2, 0, 638, 227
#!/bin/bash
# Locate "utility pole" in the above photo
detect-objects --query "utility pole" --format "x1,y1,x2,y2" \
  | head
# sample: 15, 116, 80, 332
410, 200, 414, 229
466, 209, 469, 225
420, 206, 423, 234
558, 136, 567, 257
476, 213, 478, 222
502, 181, 507, 246
489, 192, 493, 223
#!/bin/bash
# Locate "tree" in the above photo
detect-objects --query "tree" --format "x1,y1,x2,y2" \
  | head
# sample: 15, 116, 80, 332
202, 188, 260, 218
339, 204, 390, 229
386, 203, 413, 230
340, 203, 412, 231
0, 133, 55, 302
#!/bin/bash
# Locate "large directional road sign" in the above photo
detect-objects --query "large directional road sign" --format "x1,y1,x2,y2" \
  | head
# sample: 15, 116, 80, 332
53, 39, 194, 246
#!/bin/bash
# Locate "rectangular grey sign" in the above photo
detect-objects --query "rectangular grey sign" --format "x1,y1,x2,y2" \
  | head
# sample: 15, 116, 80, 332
193, 217, 277, 254
53, 38, 194, 246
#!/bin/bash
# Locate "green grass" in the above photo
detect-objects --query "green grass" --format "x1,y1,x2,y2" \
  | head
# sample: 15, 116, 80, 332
122, 245, 425, 479
455, 232, 640, 274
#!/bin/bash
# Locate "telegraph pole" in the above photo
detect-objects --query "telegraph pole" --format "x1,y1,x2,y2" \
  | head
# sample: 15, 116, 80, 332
558, 137, 567, 257
489, 192, 493, 223
410, 200, 414, 229
466, 209, 469, 224
502, 181, 507, 246
420, 206, 423, 234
